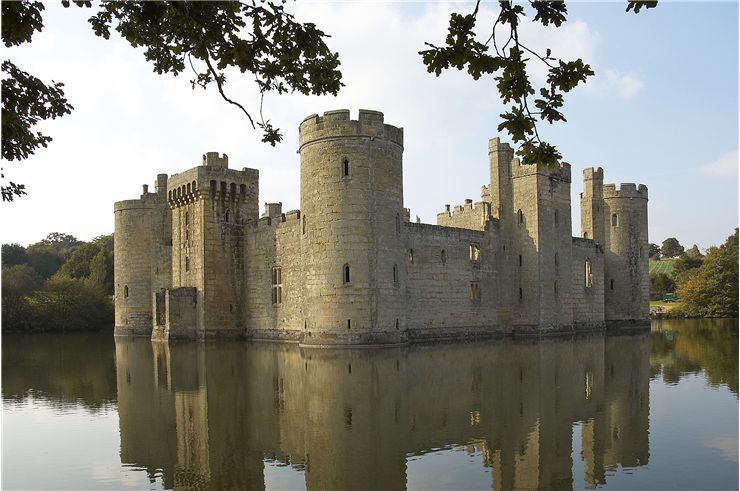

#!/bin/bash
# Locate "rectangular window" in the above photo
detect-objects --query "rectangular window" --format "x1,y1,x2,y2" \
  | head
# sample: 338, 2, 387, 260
470, 282, 481, 302
470, 243, 481, 262
272, 267, 282, 304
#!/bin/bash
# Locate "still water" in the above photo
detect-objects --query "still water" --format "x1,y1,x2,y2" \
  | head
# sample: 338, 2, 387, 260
3, 319, 737, 490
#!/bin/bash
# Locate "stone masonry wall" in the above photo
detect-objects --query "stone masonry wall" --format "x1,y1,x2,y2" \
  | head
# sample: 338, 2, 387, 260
403, 222, 500, 337
570, 238, 605, 327
436, 200, 492, 230
244, 211, 303, 340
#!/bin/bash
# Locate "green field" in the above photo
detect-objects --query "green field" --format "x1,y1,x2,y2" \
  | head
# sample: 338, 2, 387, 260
649, 258, 676, 275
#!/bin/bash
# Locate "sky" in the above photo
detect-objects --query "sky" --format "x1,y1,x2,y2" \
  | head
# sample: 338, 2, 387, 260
1, 1, 737, 251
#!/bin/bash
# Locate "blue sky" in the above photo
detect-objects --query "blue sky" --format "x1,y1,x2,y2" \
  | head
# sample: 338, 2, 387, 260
1, 1, 737, 250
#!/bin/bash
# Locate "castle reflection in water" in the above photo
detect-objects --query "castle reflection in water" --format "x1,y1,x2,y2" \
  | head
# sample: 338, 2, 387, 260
115, 333, 650, 490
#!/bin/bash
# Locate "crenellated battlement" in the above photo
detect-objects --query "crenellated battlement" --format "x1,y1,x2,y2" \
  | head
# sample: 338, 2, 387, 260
512, 159, 572, 182
251, 209, 301, 229
583, 167, 604, 181
602, 183, 649, 199
436, 199, 492, 230
166, 159, 259, 208
298, 109, 403, 150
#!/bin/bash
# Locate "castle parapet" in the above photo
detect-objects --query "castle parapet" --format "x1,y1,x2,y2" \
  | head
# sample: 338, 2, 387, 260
512, 159, 572, 182
202, 152, 228, 168
298, 109, 404, 149
602, 183, 649, 199
583, 167, 604, 181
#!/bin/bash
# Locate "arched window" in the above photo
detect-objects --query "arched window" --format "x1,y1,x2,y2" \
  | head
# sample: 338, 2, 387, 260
192, 180, 197, 192
584, 231, 589, 239
611, 213, 618, 226
393, 264, 398, 285
186, 182, 191, 194
343, 264, 350, 284
230, 183, 236, 196
342, 158, 350, 177
585, 258, 593, 288
124, 285, 129, 298
518, 209, 524, 224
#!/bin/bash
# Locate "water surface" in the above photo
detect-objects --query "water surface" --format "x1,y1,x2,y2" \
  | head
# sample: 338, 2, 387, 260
3, 319, 737, 490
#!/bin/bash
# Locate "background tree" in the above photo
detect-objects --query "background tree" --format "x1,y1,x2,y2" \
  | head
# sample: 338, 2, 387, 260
2, 0, 342, 200
650, 272, 675, 301
672, 244, 704, 285
1, 263, 41, 330
420, 0, 655, 167
1, 243, 28, 266
661, 237, 684, 258
648, 243, 661, 260
675, 230, 738, 318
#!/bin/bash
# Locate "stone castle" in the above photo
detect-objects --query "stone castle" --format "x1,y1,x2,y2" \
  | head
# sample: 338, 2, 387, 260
114, 109, 649, 345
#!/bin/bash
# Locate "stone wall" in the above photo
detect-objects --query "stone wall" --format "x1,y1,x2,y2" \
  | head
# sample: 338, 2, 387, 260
570, 238, 605, 327
244, 211, 303, 340
403, 222, 500, 338
436, 199, 491, 230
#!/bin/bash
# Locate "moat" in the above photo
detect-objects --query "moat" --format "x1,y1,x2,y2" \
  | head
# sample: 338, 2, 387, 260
3, 319, 737, 490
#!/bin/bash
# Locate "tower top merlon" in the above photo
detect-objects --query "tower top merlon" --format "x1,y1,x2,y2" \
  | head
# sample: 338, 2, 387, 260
602, 182, 649, 199
583, 167, 604, 181
488, 137, 513, 154
202, 152, 229, 169
298, 109, 403, 150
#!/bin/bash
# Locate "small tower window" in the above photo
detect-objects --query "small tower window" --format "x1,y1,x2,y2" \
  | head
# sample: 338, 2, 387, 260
584, 232, 589, 239
342, 158, 350, 177
519, 255, 522, 267
124, 285, 129, 298
518, 209, 524, 224
185, 256, 190, 272
611, 213, 618, 226
225, 211, 229, 223
185, 211, 189, 225
585, 258, 593, 288
272, 267, 282, 304
470, 243, 481, 262
441, 249, 447, 265
554, 210, 559, 225
302, 214, 307, 235
470, 282, 481, 302
396, 213, 401, 234
554, 281, 558, 297
555, 252, 559, 268
343, 264, 351, 284
519, 287, 523, 301
408, 249, 415, 264
610, 279, 614, 291
393, 264, 398, 285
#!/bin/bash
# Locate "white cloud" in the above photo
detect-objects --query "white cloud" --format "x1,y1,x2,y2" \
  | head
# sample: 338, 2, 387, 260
702, 150, 738, 177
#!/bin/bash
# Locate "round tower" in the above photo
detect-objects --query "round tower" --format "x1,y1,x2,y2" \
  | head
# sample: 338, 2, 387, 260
298, 109, 405, 345
114, 191, 158, 336
602, 183, 649, 323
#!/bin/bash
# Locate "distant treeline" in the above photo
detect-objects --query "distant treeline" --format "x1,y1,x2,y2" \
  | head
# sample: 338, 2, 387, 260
2, 233, 114, 332
650, 229, 738, 318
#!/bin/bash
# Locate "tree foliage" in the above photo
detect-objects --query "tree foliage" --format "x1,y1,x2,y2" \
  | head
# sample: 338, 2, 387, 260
672, 244, 704, 284
660, 237, 684, 258
2, 243, 29, 266
420, 0, 655, 168
648, 243, 661, 260
1, 232, 113, 332
675, 230, 738, 318
649, 271, 675, 301
2, 0, 342, 200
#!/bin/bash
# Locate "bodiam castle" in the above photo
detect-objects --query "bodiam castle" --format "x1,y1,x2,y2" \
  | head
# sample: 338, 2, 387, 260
114, 109, 649, 345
